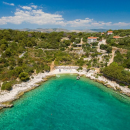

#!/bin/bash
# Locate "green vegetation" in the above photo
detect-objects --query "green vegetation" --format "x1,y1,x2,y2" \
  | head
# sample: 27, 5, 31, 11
113, 29, 130, 37
0, 29, 86, 90
91, 42, 98, 46
1, 29, 130, 90
114, 50, 130, 69
102, 62, 130, 85
19, 72, 29, 82
1, 82, 12, 91
100, 44, 112, 53
106, 29, 130, 50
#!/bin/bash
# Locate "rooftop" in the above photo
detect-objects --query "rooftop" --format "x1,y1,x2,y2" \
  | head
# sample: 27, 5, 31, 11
108, 31, 113, 33
88, 37, 98, 39
113, 36, 120, 39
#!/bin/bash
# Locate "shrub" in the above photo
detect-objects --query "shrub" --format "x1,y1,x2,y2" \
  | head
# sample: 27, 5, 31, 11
44, 65, 50, 72
119, 83, 126, 86
77, 66, 83, 71
60, 47, 65, 51
17, 58, 23, 66
70, 47, 73, 51
19, 72, 29, 82
9, 66, 14, 70
15, 67, 23, 77
98, 74, 103, 76
5, 48, 12, 57
1, 82, 12, 91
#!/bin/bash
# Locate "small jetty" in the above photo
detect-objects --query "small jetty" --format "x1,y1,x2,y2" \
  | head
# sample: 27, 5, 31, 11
77, 75, 80, 80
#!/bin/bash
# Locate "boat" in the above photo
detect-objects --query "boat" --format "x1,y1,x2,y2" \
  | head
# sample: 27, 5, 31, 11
77, 76, 80, 80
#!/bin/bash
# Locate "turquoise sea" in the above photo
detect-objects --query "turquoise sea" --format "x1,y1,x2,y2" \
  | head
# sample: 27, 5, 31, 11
0, 75, 130, 130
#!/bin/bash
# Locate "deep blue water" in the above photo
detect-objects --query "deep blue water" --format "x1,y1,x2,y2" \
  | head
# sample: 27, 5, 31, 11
0, 75, 130, 130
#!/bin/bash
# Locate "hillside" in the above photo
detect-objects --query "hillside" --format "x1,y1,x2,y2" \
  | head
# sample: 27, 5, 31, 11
0, 28, 108, 33
1, 29, 130, 90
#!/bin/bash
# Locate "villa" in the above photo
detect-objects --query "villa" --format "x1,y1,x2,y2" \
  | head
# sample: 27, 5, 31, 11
87, 37, 98, 44
107, 31, 113, 35
113, 36, 121, 39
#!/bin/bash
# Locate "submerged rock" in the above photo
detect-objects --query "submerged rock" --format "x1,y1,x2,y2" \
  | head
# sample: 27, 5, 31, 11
0, 102, 13, 110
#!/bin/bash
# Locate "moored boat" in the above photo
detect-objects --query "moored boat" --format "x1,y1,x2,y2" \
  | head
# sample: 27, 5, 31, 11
77, 76, 80, 80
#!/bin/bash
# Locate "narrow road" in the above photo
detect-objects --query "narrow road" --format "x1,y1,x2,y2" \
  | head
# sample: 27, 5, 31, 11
80, 38, 83, 45
50, 61, 55, 72
108, 49, 115, 66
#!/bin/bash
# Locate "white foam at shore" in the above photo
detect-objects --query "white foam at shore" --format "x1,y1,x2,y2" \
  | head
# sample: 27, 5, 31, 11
0, 68, 130, 108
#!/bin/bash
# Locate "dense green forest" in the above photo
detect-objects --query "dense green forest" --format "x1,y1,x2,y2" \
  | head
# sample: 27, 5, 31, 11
102, 62, 130, 86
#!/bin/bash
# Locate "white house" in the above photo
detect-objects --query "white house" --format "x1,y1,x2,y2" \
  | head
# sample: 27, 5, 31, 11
87, 37, 98, 44
107, 31, 113, 35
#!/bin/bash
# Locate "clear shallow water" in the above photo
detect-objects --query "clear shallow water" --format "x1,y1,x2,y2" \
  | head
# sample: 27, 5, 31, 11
0, 75, 130, 130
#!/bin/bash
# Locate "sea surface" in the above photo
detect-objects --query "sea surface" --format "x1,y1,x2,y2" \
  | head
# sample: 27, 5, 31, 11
0, 75, 130, 130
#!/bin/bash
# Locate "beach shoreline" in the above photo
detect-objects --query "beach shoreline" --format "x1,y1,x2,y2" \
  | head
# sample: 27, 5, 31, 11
0, 67, 130, 110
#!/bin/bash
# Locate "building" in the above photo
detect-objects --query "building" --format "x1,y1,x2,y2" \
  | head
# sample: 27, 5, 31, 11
99, 40, 102, 43
61, 37, 70, 42
113, 36, 121, 39
76, 44, 82, 47
87, 37, 98, 44
107, 31, 113, 35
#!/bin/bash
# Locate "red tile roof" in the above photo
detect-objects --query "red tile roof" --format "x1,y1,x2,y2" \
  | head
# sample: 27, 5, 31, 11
88, 37, 98, 39
113, 36, 120, 39
108, 31, 113, 33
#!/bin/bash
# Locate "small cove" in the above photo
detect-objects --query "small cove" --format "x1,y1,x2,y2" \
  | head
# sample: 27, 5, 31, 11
0, 74, 130, 130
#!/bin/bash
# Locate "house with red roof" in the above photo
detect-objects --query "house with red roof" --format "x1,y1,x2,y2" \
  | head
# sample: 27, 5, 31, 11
107, 31, 113, 35
113, 36, 121, 39
87, 37, 98, 44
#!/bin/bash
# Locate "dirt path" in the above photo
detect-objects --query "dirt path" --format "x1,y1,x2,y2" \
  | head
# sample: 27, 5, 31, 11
50, 61, 55, 72
95, 68, 100, 73
80, 38, 83, 44
108, 49, 115, 66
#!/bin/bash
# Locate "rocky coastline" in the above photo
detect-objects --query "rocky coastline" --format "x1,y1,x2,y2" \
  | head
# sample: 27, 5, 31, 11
0, 67, 130, 110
